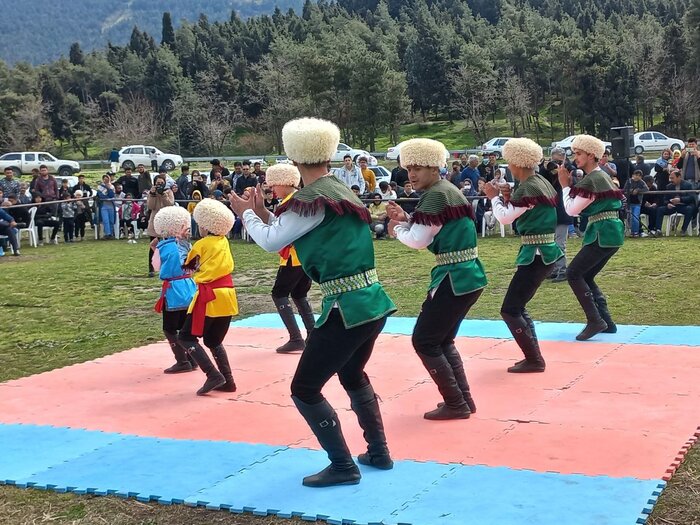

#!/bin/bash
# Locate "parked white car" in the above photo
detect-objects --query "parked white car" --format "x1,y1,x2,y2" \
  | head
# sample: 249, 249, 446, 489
368, 165, 391, 186
386, 140, 451, 161
480, 137, 513, 157
633, 132, 684, 154
118, 146, 183, 171
331, 143, 371, 163
552, 135, 612, 155
0, 152, 81, 178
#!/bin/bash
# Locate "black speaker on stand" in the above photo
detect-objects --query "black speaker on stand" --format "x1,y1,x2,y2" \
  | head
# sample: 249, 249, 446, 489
610, 126, 635, 189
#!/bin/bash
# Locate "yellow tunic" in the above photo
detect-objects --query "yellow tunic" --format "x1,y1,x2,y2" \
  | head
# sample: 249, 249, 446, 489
185, 235, 239, 317
278, 192, 302, 267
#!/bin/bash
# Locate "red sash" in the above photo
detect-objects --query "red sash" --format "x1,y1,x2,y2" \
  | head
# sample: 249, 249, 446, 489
154, 274, 192, 313
191, 274, 234, 336
278, 245, 292, 260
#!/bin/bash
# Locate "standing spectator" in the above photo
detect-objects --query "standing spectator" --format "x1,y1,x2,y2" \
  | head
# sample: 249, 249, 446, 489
632, 155, 651, 177
675, 138, 700, 188
97, 174, 116, 239
209, 168, 232, 194
71, 174, 92, 197
60, 192, 77, 243
458, 153, 469, 171
478, 153, 499, 181
391, 156, 409, 188
209, 159, 230, 182
149, 148, 159, 171
358, 157, 376, 193
460, 155, 481, 189
598, 151, 618, 180
137, 164, 152, 195
623, 169, 648, 237
540, 150, 574, 282
654, 149, 672, 190
189, 170, 209, 198
655, 170, 696, 236
147, 174, 175, 276
448, 161, 462, 187
32, 195, 60, 245
116, 167, 140, 198
175, 165, 191, 198
28, 168, 40, 194
0, 167, 21, 197
253, 161, 266, 184
229, 162, 243, 189
109, 147, 120, 174
640, 175, 662, 237
32, 165, 58, 202
336, 155, 366, 194
234, 163, 258, 195
73, 190, 89, 241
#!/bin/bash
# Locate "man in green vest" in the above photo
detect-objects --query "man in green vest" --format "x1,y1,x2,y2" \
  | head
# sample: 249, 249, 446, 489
386, 138, 487, 420
483, 138, 563, 373
558, 135, 624, 341
229, 117, 396, 488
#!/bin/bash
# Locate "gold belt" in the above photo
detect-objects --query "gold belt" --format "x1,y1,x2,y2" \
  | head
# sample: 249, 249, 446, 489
521, 233, 555, 245
435, 248, 479, 266
588, 211, 619, 224
319, 269, 378, 298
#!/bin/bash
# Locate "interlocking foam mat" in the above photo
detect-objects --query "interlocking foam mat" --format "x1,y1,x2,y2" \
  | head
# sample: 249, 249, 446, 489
2, 315, 699, 524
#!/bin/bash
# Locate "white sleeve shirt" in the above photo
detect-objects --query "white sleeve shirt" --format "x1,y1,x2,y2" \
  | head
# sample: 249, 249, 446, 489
394, 222, 443, 249
490, 197, 528, 225
562, 186, 594, 217
241, 208, 324, 252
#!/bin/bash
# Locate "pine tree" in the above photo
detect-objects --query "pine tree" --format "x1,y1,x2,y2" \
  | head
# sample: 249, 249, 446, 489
69, 42, 84, 66
162, 12, 176, 47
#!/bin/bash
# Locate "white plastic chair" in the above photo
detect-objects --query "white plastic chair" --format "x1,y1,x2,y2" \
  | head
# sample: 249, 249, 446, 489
481, 210, 506, 237
18, 207, 38, 247
664, 212, 684, 236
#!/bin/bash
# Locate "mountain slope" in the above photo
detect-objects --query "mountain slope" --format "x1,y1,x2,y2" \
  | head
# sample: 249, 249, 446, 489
0, 0, 302, 64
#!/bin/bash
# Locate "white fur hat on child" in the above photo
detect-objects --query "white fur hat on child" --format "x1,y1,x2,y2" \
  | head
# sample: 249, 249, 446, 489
153, 205, 192, 238
265, 163, 301, 188
193, 198, 234, 236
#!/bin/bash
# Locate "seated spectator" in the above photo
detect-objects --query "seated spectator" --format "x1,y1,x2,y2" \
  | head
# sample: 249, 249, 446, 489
350, 184, 361, 196
623, 169, 647, 237
633, 155, 651, 177
32, 195, 60, 245
475, 178, 493, 231
399, 181, 419, 214
448, 161, 462, 187
640, 175, 663, 237
4, 194, 29, 227
0, 202, 20, 255
378, 180, 396, 200
18, 182, 31, 204
655, 170, 696, 236
368, 193, 388, 239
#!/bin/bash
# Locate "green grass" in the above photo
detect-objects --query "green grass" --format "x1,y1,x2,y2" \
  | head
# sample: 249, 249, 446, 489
0, 235, 699, 523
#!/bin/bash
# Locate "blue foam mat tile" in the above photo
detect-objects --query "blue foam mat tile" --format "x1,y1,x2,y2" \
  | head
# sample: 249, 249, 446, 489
0, 424, 123, 485
186, 447, 453, 525
533, 322, 648, 344
18, 434, 283, 503
631, 325, 700, 346
393, 465, 664, 525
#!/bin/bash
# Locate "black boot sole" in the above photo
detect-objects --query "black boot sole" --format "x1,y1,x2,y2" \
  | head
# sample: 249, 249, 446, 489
424, 405, 471, 420
196, 375, 226, 396
576, 319, 608, 341
358, 453, 394, 470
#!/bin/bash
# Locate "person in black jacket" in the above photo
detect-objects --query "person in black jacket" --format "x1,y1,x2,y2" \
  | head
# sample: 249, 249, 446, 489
116, 168, 140, 198
655, 170, 696, 235
640, 175, 663, 236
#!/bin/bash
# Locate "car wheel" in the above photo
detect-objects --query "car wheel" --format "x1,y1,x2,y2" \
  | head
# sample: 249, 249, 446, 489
671, 143, 681, 151
11, 167, 21, 177
162, 159, 175, 171
122, 160, 135, 170
58, 166, 73, 178
564, 148, 572, 156
493, 151, 501, 158
634, 146, 644, 154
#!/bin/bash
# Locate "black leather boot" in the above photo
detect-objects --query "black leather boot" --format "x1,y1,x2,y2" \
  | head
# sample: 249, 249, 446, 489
568, 279, 608, 341
501, 312, 546, 373
348, 384, 393, 470
292, 297, 316, 334
181, 340, 226, 396
273, 297, 305, 353
418, 353, 471, 420
163, 332, 193, 374
593, 293, 617, 334
292, 396, 361, 487
442, 344, 477, 413
211, 344, 236, 392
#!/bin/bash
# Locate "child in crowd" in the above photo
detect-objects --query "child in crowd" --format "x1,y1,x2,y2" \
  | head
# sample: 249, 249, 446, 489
177, 198, 238, 395
151, 206, 199, 374
60, 192, 77, 243
73, 190, 87, 241
188, 190, 202, 239
623, 169, 648, 237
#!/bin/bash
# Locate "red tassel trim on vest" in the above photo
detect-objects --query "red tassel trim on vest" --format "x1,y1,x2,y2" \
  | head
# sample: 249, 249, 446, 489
275, 196, 372, 224
411, 203, 476, 226
509, 195, 558, 208
190, 274, 234, 336
570, 187, 624, 200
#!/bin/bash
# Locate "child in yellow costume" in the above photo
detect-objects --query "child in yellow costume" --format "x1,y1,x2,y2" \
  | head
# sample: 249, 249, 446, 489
177, 198, 239, 396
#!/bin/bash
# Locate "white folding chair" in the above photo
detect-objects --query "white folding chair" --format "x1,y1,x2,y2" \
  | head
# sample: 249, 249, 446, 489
664, 212, 683, 237
18, 207, 38, 247
481, 211, 506, 237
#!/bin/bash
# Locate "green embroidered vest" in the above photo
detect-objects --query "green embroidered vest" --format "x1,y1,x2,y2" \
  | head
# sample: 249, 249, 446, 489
571, 168, 625, 248
413, 180, 488, 295
279, 175, 396, 328
509, 174, 564, 266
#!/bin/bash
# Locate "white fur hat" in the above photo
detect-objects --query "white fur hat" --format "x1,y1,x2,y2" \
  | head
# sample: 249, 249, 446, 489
399, 138, 447, 168
571, 134, 606, 160
282, 117, 340, 164
193, 198, 234, 236
73, 190, 83, 198
153, 205, 192, 238
265, 164, 301, 187
502, 138, 543, 169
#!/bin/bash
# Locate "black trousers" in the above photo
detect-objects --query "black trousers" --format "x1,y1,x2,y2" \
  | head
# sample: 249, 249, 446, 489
501, 256, 552, 317
149, 236, 156, 272
656, 204, 696, 232
566, 242, 618, 296
163, 308, 188, 335
412, 279, 483, 358
271, 262, 312, 299
36, 219, 60, 241
290, 309, 387, 404
62, 218, 75, 241
74, 215, 86, 238
179, 314, 232, 348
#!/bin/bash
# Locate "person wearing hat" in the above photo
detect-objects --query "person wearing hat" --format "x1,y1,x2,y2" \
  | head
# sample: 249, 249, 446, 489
151, 206, 198, 374
177, 198, 238, 395
261, 163, 315, 353
387, 138, 486, 420
230, 117, 396, 488
558, 135, 624, 341
483, 138, 563, 373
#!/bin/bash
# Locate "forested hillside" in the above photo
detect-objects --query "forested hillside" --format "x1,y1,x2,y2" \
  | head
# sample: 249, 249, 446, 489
0, 0, 698, 157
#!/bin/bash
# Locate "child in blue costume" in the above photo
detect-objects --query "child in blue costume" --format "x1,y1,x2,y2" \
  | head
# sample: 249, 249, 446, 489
151, 205, 199, 373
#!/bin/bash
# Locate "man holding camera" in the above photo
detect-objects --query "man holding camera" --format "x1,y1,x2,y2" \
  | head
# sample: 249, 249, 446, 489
147, 174, 175, 277
675, 138, 700, 188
